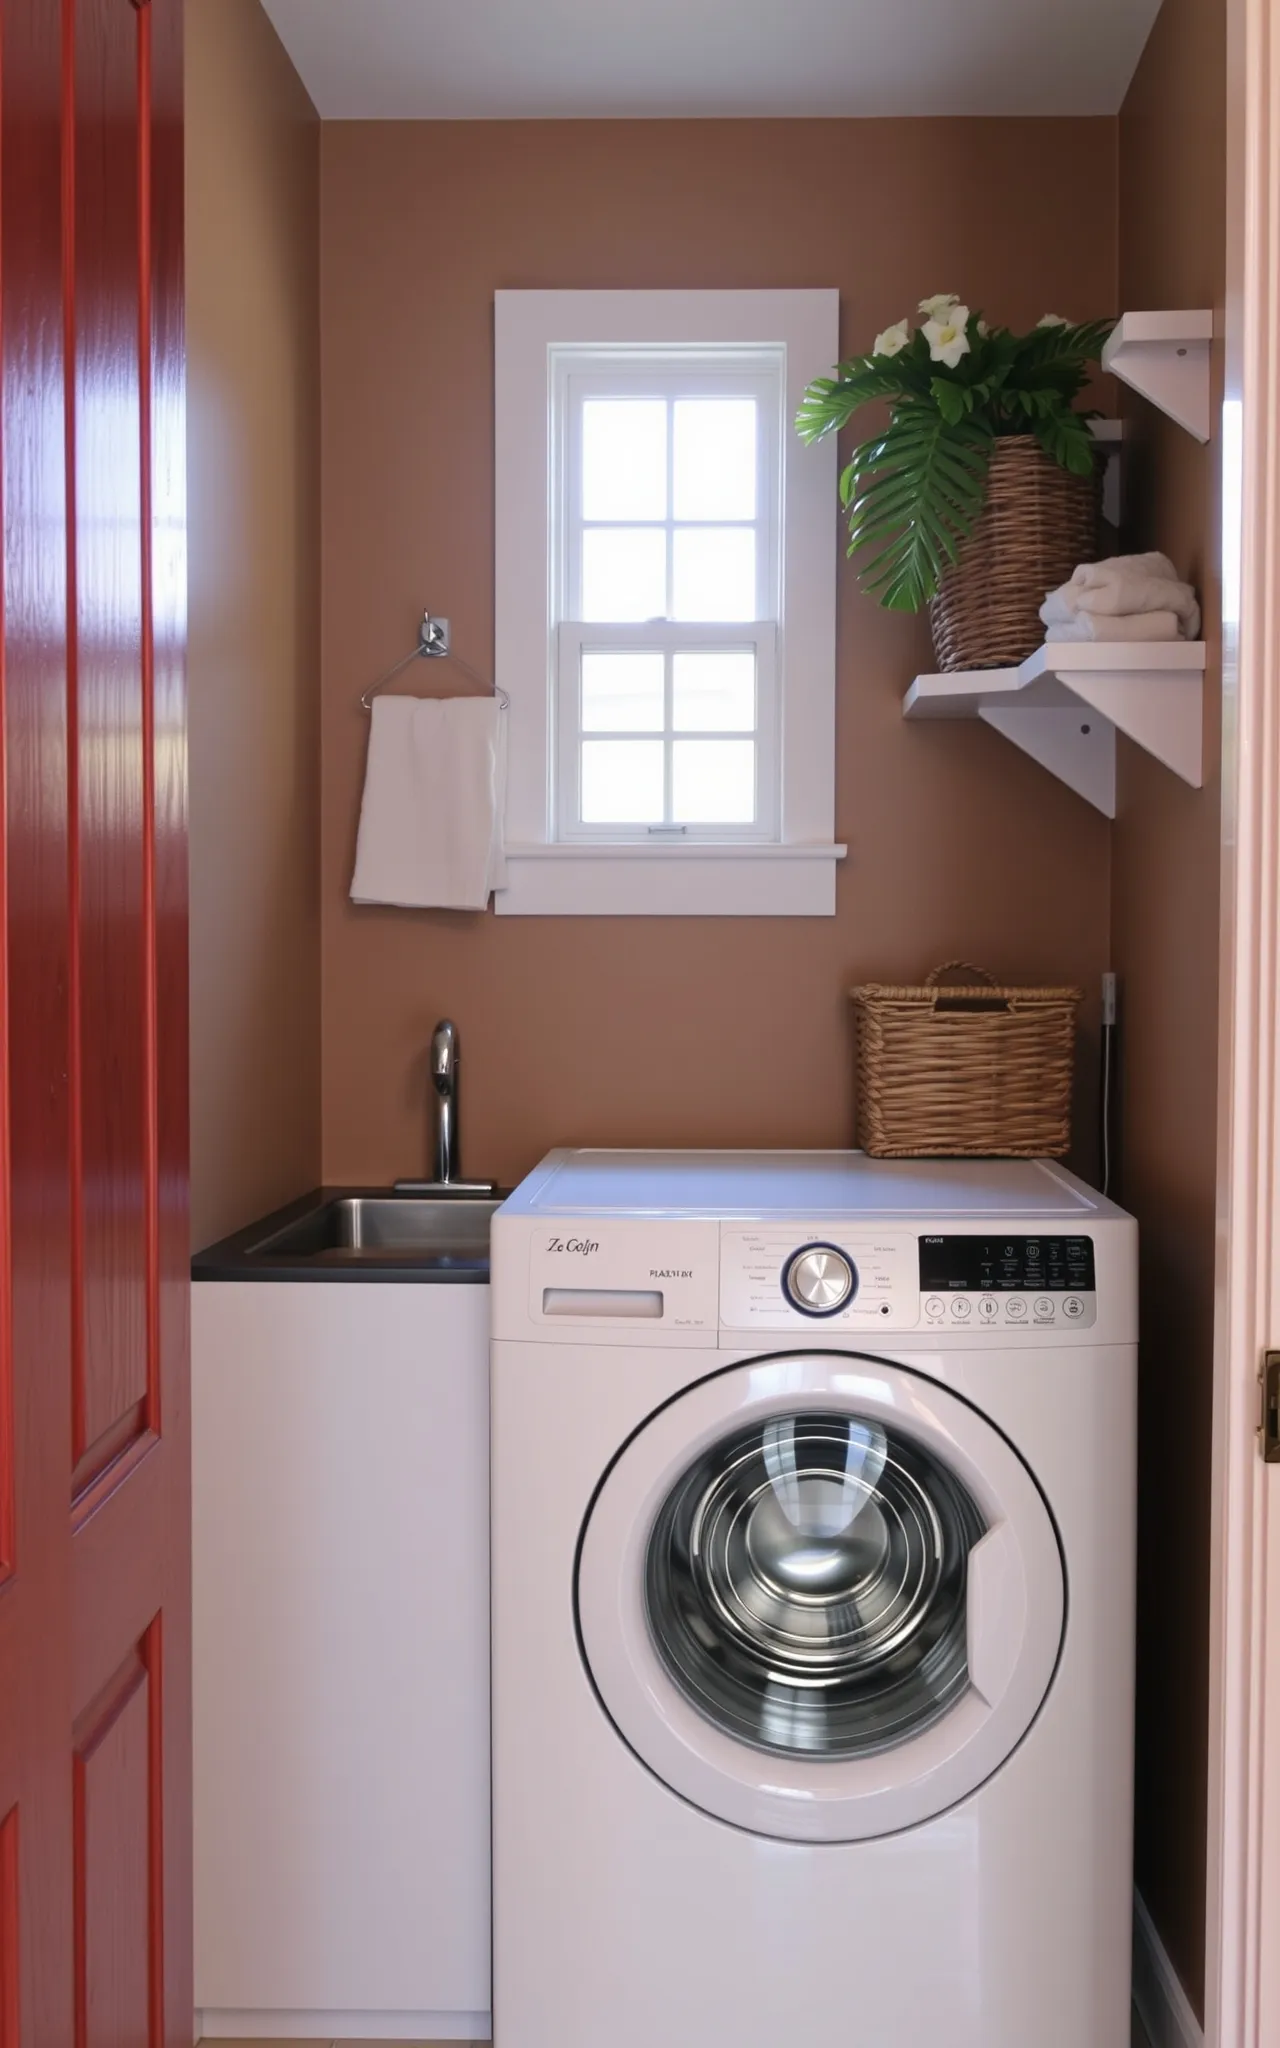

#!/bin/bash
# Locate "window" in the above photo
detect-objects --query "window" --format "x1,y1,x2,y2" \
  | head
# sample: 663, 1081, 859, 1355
495, 292, 843, 915
557, 363, 780, 844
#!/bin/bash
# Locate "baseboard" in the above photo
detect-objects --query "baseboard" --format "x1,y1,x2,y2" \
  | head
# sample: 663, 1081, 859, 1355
194, 2010, 491, 2042
1132, 1892, 1204, 2048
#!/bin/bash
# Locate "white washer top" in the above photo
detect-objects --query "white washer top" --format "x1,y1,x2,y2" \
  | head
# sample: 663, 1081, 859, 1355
502, 1148, 1111, 1222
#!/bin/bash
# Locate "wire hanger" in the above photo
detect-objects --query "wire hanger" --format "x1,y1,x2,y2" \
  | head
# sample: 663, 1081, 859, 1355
360, 612, 510, 712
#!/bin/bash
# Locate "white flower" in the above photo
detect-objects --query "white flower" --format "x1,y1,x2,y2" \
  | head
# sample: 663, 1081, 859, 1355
1037, 313, 1070, 328
923, 304, 972, 369
919, 292, 960, 321
872, 319, 910, 358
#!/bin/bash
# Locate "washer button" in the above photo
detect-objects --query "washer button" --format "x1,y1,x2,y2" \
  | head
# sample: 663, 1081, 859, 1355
1063, 1295, 1085, 1319
978, 1295, 999, 1321
1006, 1297, 1028, 1319
924, 1295, 945, 1318
949, 1296, 972, 1320
784, 1246, 855, 1315
1033, 1297, 1055, 1318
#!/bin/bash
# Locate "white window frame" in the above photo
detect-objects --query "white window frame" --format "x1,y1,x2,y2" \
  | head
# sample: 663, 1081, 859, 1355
559, 359, 781, 627
494, 289, 844, 916
555, 356, 780, 848
557, 624, 781, 845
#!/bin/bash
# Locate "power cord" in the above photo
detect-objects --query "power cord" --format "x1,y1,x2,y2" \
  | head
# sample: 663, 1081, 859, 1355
1100, 972, 1117, 1197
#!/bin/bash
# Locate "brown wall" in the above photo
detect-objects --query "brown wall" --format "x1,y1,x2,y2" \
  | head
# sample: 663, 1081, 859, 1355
186, 0, 322, 1248
319, 118, 1118, 1189
1116, 0, 1226, 2016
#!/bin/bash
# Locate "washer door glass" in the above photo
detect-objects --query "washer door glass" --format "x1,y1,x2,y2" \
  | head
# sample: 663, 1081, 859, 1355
646, 1410, 985, 1760
575, 1353, 1066, 1842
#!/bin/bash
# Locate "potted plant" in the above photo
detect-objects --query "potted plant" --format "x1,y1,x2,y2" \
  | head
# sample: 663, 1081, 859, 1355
797, 297, 1114, 671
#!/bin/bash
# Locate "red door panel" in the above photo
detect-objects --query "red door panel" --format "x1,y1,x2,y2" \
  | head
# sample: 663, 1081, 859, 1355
0, 0, 77, 2042
0, 0, 190, 2041
68, 0, 151, 1495
73, 1646, 153, 2048
0, 1809, 18, 2047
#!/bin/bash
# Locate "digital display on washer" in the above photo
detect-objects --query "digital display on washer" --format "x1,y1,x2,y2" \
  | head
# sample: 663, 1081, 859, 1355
919, 1235, 1096, 1292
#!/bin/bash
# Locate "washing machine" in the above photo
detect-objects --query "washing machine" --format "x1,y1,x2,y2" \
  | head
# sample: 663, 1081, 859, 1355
490, 1149, 1137, 2048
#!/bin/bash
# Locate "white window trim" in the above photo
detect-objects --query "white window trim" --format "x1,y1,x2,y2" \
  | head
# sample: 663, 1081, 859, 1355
494, 289, 844, 916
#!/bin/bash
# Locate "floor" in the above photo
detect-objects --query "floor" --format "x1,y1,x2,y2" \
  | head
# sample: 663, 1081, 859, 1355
213, 2025, 1153, 2048
204, 2036, 1152, 2048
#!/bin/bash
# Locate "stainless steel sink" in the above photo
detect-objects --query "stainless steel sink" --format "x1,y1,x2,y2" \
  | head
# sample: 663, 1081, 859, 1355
248, 1194, 500, 1266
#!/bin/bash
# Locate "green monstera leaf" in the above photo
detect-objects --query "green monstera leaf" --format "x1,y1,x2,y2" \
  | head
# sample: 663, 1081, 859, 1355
840, 404, 993, 612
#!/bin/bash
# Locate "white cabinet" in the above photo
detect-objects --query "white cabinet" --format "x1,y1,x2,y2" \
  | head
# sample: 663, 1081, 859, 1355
192, 1281, 491, 2042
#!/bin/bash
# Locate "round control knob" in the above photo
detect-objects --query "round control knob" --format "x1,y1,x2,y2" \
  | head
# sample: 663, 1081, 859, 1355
783, 1244, 857, 1317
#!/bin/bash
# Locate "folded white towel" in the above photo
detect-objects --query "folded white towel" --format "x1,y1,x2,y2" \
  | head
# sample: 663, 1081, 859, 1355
1044, 610, 1181, 643
1076, 550, 1180, 587
1073, 575, 1200, 634
1040, 551, 1200, 639
350, 695, 507, 912
1040, 587, 1079, 626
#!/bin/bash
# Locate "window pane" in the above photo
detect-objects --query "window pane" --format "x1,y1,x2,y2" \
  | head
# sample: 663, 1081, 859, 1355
672, 527, 756, 622
673, 650, 756, 732
672, 740, 756, 823
582, 399, 667, 521
582, 650, 665, 732
582, 528, 667, 622
581, 739, 665, 823
673, 398, 757, 520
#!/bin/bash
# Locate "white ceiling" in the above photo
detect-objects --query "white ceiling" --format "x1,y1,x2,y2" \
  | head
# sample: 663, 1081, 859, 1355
259, 0, 1164, 122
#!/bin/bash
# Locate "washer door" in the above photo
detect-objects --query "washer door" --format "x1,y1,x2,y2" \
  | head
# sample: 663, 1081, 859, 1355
575, 1353, 1064, 1842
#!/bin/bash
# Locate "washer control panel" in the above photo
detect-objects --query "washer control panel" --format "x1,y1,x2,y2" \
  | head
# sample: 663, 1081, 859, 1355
721, 1229, 917, 1331
919, 1233, 1097, 1329
719, 1227, 1101, 1333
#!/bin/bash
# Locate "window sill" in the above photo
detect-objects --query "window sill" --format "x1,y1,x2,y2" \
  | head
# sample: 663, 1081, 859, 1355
495, 842, 848, 917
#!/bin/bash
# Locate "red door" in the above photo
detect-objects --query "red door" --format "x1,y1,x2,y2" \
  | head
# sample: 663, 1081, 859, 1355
0, 0, 190, 2043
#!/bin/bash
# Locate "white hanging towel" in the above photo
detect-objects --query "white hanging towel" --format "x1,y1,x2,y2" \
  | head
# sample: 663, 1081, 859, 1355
350, 695, 507, 911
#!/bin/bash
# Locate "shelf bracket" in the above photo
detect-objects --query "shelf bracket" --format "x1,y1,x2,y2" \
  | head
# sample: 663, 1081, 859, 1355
904, 640, 1207, 816
1061, 663, 1203, 787
980, 705, 1117, 817
1102, 311, 1214, 442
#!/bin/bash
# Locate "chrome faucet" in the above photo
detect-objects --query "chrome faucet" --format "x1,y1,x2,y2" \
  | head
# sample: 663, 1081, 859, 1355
396, 1019, 494, 1194
431, 1019, 461, 1182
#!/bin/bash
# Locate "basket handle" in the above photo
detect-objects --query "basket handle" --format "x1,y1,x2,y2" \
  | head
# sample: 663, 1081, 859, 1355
925, 961, 999, 990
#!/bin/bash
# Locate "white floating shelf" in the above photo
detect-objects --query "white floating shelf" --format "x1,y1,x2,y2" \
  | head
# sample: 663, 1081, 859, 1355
904, 640, 1207, 817
1102, 311, 1213, 442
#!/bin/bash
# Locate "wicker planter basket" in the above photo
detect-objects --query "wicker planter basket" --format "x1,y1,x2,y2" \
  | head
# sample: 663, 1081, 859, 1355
850, 962, 1081, 1159
929, 437, 1101, 673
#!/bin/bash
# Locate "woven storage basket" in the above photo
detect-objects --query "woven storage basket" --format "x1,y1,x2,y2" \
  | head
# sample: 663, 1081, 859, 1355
851, 962, 1081, 1159
929, 436, 1101, 672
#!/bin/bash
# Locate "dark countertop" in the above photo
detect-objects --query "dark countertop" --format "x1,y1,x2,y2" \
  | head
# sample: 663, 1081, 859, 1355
192, 1186, 501, 1283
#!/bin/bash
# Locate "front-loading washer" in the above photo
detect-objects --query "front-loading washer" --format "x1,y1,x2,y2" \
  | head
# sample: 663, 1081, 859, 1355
490, 1150, 1137, 2048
